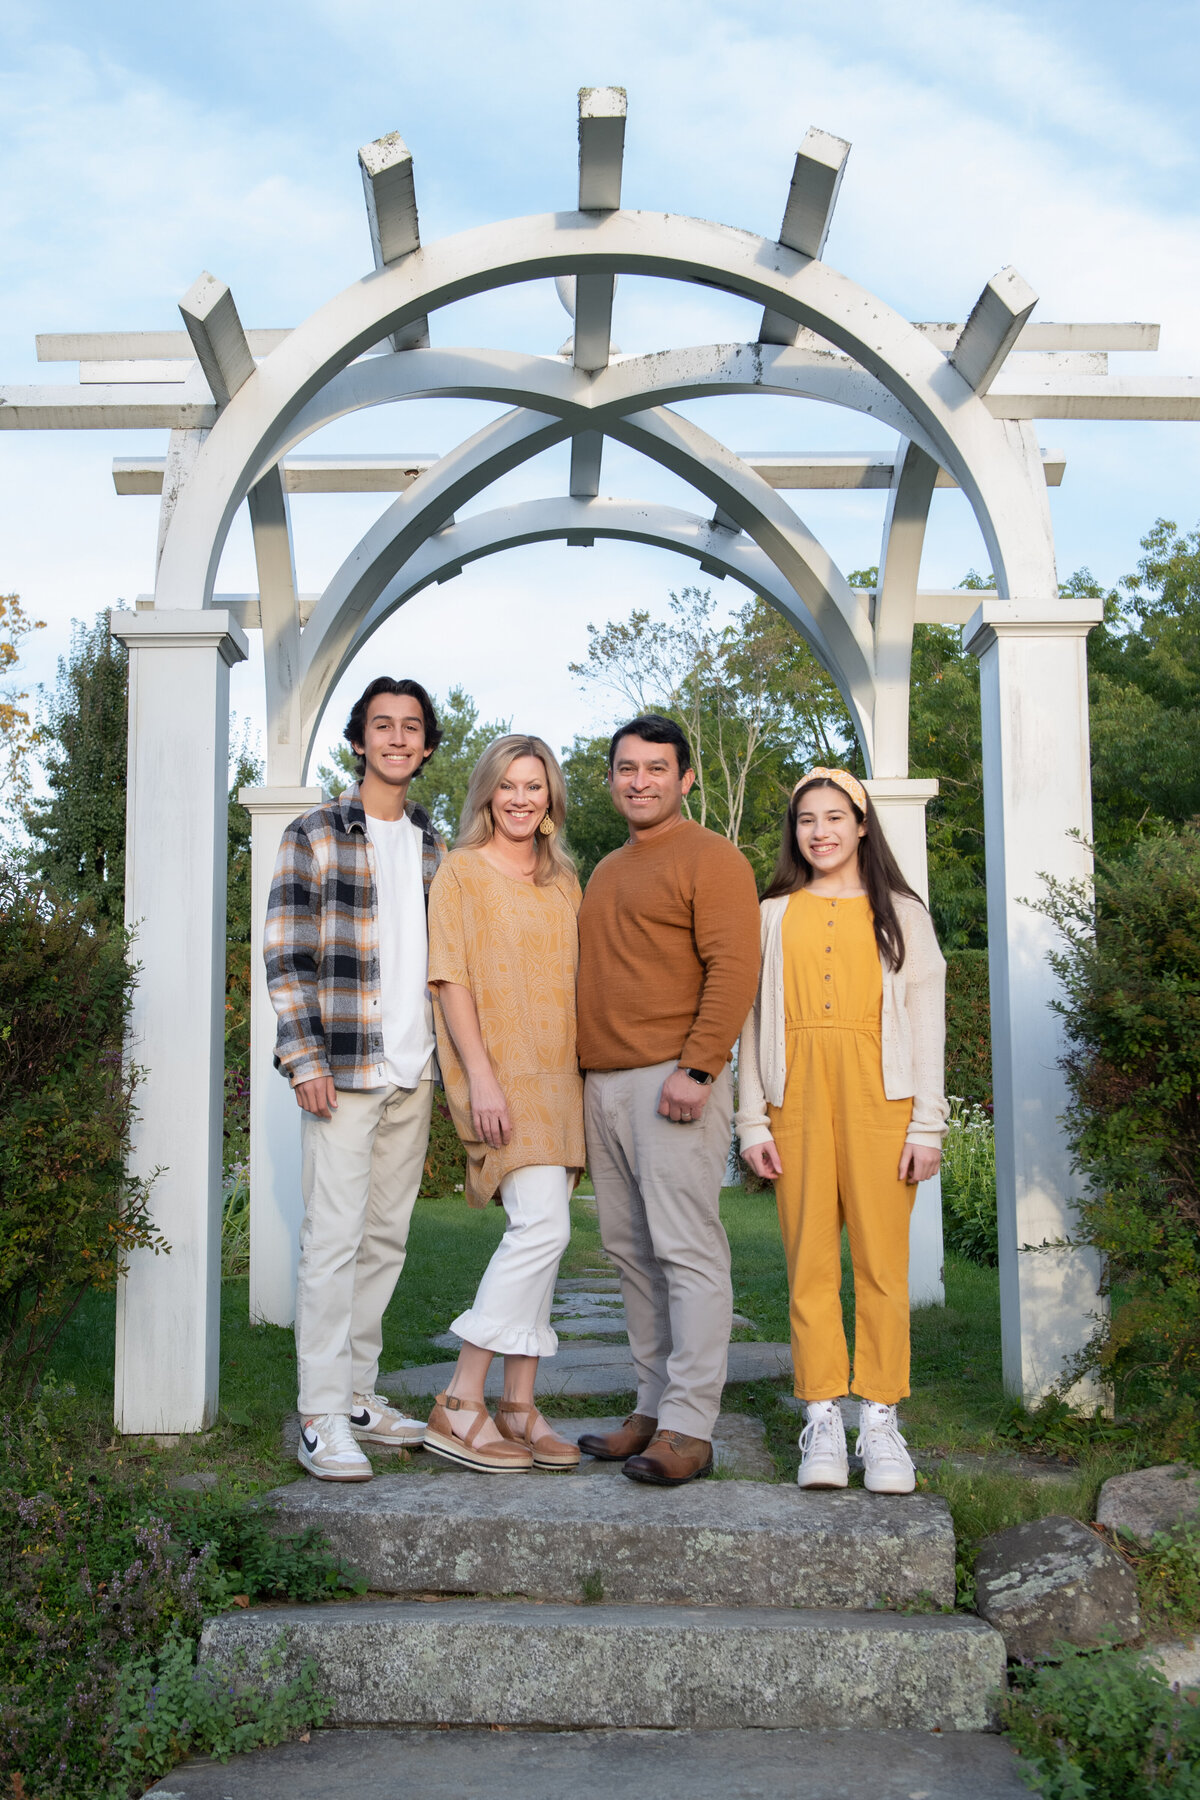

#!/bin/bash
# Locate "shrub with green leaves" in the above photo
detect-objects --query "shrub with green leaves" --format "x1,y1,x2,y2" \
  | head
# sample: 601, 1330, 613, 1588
1042, 826, 1200, 1452
1001, 1644, 1200, 1799
0, 876, 164, 1396
945, 947, 992, 1106
940, 1097, 998, 1266
0, 1394, 354, 1797
106, 1627, 330, 1797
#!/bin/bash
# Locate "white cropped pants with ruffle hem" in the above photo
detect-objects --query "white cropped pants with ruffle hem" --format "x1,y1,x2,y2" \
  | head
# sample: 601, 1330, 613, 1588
450, 1164, 572, 1358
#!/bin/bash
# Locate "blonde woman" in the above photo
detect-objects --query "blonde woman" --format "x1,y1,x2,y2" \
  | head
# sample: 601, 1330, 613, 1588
422, 735, 585, 1473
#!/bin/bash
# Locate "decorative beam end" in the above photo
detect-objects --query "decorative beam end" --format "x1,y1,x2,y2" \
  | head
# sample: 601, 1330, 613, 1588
952, 266, 1039, 394
578, 86, 627, 211
178, 272, 255, 407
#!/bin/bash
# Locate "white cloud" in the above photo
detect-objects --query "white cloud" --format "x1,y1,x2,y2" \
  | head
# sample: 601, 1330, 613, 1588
1, 0, 1198, 770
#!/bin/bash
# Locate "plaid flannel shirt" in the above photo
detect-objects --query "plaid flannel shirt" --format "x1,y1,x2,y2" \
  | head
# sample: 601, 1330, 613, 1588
264, 783, 444, 1089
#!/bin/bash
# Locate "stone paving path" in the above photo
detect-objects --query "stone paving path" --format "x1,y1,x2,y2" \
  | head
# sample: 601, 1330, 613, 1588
409, 1264, 784, 1393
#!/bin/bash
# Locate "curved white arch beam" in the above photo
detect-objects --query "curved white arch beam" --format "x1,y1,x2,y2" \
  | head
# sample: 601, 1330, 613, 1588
295, 399, 875, 748
297, 496, 868, 780
259, 342, 939, 481
155, 211, 1058, 615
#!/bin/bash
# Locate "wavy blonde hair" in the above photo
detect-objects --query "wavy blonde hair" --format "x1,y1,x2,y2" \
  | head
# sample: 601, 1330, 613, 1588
456, 734, 575, 886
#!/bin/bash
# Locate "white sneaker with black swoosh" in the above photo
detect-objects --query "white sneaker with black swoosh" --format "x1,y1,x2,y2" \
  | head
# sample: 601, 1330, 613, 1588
297, 1412, 373, 1481
350, 1390, 426, 1448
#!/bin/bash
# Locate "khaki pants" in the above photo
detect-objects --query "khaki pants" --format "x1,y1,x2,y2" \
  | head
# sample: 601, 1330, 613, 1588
584, 1061, 733, 1439
296, 1080, 433, 1416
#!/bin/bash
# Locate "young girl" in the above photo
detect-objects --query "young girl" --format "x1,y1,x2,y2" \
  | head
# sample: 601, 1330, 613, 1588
736, 769, 948, 1494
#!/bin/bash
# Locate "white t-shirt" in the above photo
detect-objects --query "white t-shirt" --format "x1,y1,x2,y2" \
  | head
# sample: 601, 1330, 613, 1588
368, 813, 435, 1089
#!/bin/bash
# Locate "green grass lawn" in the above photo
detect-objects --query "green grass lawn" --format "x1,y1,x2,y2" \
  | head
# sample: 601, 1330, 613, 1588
40, 1180, 1154, 1596
46, 1183, 1013, 1481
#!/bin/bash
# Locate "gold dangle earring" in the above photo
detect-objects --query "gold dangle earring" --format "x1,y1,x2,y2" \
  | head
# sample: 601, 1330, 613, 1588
538, 812, 557, 837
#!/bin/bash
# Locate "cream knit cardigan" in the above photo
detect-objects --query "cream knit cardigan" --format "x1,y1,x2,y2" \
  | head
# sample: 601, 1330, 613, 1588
735, 891, 949, 1153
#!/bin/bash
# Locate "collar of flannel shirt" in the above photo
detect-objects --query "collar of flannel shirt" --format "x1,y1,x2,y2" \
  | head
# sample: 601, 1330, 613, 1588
337, 781, 443, 885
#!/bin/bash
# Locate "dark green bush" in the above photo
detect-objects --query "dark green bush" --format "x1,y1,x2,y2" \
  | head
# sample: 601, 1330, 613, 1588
0, 1392, 353, 1797
945, 947, 991, 1107
420, 1092, 468, 1198
1043, 827, 1200, 1451
940, 1098, 998, 1266
1001, 1644, 1200, 1798
0, 876, 164, 1396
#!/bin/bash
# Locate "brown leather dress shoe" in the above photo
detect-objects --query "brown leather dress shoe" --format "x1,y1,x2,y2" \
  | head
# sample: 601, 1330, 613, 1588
622, 1429, 714, 1486
577, 1412, 658, 1461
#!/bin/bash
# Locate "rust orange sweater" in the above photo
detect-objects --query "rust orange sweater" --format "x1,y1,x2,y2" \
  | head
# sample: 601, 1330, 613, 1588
576, 818, 761, 1076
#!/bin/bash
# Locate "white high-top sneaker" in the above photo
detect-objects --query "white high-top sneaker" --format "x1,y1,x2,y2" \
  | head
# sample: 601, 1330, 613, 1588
857, 1401, 916, 1494
297, 1411, 373, 1482
796, 1399, 849, 1489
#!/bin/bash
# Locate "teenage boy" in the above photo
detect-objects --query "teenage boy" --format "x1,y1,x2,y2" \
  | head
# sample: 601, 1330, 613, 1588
265, 676, 443, 1481
576, 715, 761, 1485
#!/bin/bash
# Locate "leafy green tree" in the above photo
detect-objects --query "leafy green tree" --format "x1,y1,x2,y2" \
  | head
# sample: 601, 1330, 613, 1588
0, 593, 45, 842
25, 612, 128, 922
1087, 520, 1200, 854
316, 686, 510, 841
561, 733, 630, 884
568, 586, 854, 881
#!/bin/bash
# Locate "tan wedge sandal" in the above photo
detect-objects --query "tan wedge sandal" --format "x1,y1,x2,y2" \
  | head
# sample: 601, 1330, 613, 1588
423, 1392, 533, 1473
494, 1400, 582, 1470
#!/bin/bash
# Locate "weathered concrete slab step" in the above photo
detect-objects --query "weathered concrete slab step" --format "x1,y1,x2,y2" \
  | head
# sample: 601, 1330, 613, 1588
200, 1599, 1005, 1732
562, 1411, 774, 1478
267, 1474, 956, 1607
143, 1724, 1031, 1799
381, 1339, 792, 1398
280, 1409, 774, 1478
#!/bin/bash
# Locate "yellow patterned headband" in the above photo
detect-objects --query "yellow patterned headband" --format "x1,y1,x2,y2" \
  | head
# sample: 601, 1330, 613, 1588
792, 767, 868, 815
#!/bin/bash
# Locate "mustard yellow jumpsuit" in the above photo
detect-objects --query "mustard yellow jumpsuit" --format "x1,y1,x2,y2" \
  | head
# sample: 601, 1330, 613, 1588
767, 890, 916, 1404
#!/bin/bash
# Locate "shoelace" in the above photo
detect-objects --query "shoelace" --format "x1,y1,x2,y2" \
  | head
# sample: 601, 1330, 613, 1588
799, 1408, 843, 1461
856, 1408, 909, 1466
319, 1413, 363, 1455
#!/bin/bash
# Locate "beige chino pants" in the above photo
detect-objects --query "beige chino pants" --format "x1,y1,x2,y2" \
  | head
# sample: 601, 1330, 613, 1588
296, 1079, 433, 1416
584, 1060, 733, 1440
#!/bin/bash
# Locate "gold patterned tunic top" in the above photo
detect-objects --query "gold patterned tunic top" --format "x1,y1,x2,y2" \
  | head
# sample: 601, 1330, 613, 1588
427, 848, 585, 1207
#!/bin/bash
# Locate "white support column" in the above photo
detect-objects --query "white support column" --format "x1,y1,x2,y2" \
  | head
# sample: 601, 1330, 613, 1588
239, 786, 323, 1326
110, 609, 248, 1434
155, 429, 208, 573
964, 597, 1105, 1404
864, 777, 945, 1308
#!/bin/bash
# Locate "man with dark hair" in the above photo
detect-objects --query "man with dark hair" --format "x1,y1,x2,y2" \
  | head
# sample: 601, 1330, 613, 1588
265, 676, 443, 1481
575, 713, 761, 1485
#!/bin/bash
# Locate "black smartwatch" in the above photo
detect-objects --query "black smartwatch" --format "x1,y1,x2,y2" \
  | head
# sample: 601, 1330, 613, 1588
681, 1067, 713, 1085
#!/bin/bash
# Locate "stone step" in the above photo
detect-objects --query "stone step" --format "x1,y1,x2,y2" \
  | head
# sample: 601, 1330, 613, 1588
144, 1724, 1031, 1799
267, 1472, 956, 1608
381, 1338, 792, 1398
200, 1599, 1004, 1732
280, 1409, 776, 1479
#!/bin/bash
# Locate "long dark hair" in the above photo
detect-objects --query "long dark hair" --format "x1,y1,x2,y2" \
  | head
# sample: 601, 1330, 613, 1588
762, 777, 923, 970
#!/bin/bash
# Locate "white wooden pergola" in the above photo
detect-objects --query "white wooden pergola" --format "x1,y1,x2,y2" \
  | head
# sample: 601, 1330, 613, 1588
5, 90, 1198, 1434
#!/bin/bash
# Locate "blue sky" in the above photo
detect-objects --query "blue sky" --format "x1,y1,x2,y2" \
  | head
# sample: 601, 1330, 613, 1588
2, 0, 1199, 769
